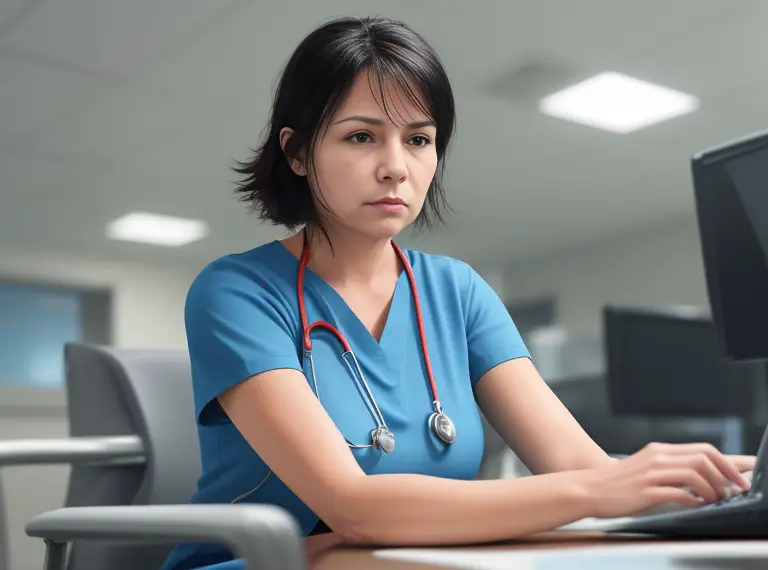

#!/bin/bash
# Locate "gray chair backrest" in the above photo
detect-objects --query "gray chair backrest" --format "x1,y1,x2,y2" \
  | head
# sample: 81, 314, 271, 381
63, 343, 200, 570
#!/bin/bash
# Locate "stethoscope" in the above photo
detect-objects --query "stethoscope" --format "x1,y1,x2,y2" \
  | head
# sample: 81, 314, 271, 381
297, 233, 456, 454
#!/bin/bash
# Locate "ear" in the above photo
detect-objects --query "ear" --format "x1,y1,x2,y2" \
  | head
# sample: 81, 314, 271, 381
279, 127, 307, 176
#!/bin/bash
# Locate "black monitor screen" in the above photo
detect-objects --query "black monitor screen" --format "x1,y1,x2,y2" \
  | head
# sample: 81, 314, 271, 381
693, 132, 768, 362
604, 307, 761, 418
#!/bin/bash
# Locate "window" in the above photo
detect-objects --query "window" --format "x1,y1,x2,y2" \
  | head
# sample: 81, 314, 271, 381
0, 281, 111, 388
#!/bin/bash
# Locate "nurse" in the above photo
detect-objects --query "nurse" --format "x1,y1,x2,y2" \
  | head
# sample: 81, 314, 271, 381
161, 15, 755, 570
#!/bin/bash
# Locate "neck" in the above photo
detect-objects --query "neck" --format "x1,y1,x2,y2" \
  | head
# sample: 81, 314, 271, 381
301, 226, 400, 287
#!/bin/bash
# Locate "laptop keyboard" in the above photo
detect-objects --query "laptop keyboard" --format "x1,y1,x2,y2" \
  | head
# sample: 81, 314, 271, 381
714, 490, 751, 507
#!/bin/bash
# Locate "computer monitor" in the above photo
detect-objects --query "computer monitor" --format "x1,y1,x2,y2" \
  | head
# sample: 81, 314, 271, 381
604, 305, 763, 419
692, 129, 768, 362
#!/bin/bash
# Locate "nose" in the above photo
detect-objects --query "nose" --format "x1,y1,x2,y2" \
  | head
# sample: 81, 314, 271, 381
376, 140, 408, 183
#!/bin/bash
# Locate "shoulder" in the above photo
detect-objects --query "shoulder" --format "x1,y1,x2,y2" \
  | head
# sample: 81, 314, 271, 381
188, 241, 294, 296
404, 248, 508, 333
185, 241, 298, 320
404, 248, 483, 297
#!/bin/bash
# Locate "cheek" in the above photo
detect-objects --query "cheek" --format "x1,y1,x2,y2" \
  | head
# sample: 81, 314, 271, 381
412, 152, 438, 193
312, 150, 360, 211
316, 146, 360, 182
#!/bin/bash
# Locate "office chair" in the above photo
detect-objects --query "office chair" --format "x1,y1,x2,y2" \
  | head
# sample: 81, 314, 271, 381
0, 343, 305, 570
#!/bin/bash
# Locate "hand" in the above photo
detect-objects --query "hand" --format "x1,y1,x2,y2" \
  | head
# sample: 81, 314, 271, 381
577, 442, 753, 519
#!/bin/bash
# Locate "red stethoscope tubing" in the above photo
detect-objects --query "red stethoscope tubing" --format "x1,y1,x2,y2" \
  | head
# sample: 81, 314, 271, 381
296, 237, 441, 406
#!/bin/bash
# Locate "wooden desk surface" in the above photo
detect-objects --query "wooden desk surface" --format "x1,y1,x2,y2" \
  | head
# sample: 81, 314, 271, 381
306, 531, 768, 569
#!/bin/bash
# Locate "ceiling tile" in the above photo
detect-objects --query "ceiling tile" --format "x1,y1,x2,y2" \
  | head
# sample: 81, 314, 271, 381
126, 105, 269, 181
0, 150, 272, 264
0, 0, 33, 31
135, 1, 344, 108
25, 80, 237, 162
717, 78, 768, 123
622, 3, 768, 103
0, 52, 112, 140
0, 0, 243, 78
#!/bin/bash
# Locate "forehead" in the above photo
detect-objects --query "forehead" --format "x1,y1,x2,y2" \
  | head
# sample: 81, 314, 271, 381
334, 70, 432, 124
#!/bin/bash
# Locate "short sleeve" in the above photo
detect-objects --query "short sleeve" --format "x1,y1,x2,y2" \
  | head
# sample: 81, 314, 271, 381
463, 265, 530, 388
185, 260, 303, 426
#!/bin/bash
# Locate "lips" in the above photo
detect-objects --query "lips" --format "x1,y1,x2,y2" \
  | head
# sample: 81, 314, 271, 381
371, 198, 406, 206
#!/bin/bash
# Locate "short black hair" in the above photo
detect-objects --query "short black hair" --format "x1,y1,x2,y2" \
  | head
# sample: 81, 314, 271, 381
233, 15, 456, 236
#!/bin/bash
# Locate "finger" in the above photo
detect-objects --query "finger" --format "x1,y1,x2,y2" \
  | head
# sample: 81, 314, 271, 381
656, 453, 727, 499
679, 453, 728, 498
726, 454, 757, 473
652, 468, 719, 503
646, 487, 706, 509
700, 448, 752, 490
659, 443, 751, 490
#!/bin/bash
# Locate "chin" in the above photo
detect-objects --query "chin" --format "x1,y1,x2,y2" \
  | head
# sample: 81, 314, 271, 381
355, 220, 409, 242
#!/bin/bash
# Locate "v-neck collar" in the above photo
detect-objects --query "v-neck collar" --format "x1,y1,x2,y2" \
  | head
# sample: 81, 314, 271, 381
273, 240, 412, 361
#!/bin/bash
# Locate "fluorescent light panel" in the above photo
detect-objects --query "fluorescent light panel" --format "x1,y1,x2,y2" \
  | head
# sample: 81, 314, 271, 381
538, 72, 699, 133
106, 212, 208, 246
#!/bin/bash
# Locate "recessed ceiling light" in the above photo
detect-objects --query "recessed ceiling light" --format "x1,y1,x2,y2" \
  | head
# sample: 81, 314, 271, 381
538, 72, 699, 133
106, 212, 209, 246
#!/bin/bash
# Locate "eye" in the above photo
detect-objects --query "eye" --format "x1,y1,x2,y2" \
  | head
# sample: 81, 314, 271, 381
347, 132, 373, 144
409, 135, 433, 147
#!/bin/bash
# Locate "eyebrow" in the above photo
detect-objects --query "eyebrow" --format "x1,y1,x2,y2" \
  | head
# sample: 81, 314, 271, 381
334, 115, 436, 129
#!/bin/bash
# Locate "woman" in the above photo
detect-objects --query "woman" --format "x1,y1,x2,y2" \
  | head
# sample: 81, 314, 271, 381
161, 15, 755, 570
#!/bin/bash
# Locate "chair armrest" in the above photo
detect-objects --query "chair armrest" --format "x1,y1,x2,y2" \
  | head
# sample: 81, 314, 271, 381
26, 504, 306, 570
0, 436, 143, 570
0, 436, 144, 467
0, 471, 7, 570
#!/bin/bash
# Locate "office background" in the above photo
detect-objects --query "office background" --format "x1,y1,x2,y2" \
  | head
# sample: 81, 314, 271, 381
1, 1, 767, 569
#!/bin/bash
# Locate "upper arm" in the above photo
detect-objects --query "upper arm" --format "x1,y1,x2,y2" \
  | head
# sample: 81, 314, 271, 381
185, 262, 303, 425
185, 262, 366, 529
462, 264, 529, 387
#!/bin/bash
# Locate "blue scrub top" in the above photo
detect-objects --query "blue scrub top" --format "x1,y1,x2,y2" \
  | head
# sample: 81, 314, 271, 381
160, 240, 529, 570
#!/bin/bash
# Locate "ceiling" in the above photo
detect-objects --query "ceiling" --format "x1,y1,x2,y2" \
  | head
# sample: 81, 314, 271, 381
1, 0, 767, 271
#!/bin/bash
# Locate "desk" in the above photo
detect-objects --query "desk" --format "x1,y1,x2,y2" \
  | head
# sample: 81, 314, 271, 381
307, 531, 768, 569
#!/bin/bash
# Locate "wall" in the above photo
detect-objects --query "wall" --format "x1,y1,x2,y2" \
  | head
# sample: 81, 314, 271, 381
503, 215, 711, 334
0, 247, 200, 351
0, 246, 200, 570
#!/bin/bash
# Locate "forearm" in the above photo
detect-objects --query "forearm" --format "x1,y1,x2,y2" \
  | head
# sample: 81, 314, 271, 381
334, 471, 594, 546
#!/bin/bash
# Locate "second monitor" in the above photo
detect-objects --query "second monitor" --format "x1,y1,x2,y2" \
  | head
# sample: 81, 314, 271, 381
603, 305, 765, 420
